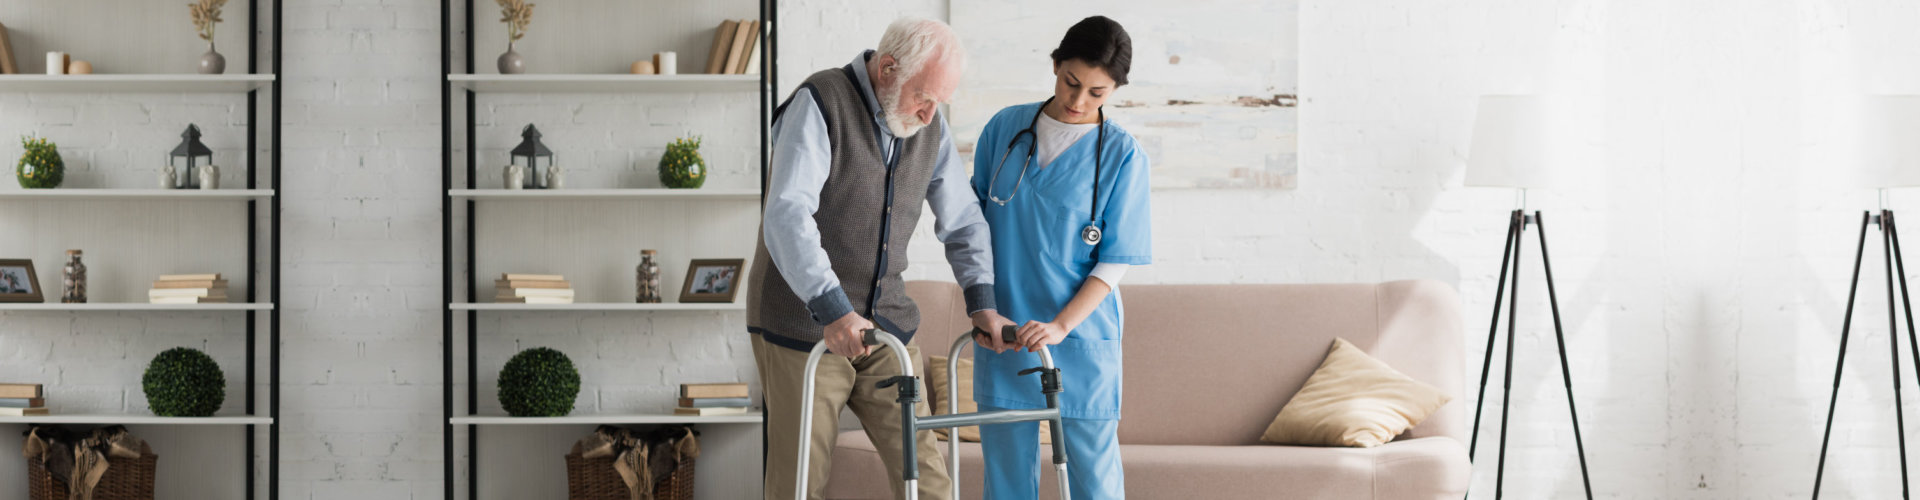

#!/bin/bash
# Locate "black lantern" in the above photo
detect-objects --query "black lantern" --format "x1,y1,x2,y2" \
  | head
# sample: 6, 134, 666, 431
510, 124, 555, 189
168, 124, 213, 189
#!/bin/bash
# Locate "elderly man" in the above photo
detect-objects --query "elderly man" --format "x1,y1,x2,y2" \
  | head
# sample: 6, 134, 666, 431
748, 16, 1015, 500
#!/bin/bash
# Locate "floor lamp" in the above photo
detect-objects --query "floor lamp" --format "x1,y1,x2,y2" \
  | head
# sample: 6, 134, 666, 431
1462, 95, 1595, 499
1812, 96, 1920, 499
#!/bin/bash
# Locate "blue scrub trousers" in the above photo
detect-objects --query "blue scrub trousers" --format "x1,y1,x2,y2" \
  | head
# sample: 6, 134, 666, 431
977, 403, 1124, 500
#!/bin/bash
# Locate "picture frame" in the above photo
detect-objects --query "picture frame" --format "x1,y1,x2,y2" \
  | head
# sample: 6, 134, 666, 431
680, 258, 745, 303
0, 259, 42, 303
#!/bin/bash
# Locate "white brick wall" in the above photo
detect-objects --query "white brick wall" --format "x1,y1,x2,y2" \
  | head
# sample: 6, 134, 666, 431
6, 0, 1920, 498
279, 0, 442, 498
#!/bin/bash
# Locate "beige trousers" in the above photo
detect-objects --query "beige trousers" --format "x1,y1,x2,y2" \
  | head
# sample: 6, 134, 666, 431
754, 333, 952, 500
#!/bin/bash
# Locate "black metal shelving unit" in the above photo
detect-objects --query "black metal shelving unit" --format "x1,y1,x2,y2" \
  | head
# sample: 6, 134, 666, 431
440, 1, 776, 498
0, 1, 280, 498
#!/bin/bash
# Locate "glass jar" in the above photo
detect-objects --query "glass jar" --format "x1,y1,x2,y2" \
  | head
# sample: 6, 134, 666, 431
61, 249, 85, 303
636, 250, 662, 303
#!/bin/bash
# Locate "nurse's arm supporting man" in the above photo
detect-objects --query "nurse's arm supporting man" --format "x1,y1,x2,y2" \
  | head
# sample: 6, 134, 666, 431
746, 16, 1015, 500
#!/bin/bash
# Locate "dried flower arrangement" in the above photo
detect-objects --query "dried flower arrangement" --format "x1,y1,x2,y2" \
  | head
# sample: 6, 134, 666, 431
190, 0, 227, 41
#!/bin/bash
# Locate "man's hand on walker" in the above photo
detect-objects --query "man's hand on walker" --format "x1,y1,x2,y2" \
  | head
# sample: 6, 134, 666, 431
970, 309, 1017, 354
825, 312, 875, 358
1015, 320, 1069, 352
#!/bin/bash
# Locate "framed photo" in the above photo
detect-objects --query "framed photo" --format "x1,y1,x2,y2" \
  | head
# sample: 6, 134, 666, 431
0, 259, 42, 303
680, 258, 745, 303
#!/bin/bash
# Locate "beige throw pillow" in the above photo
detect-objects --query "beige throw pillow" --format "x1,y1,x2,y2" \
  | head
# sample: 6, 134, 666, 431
928, 356, 1049, 443
1261, 338, 1451, 448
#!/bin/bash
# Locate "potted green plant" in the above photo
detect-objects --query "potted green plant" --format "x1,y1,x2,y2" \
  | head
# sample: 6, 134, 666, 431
142, 347, 226, 417
658, 136, 707, 189
16, 135, 63, 189
498, 347, 580, 417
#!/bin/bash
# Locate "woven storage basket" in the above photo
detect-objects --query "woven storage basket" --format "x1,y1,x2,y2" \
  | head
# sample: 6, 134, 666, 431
564, 453, 694, 500
27, 453, 158, 500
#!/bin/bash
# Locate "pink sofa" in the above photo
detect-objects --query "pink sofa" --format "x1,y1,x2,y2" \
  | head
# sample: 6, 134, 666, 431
823, 280, 1472, 499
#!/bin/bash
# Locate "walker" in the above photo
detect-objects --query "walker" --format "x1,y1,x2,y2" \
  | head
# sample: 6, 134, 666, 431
795, 325, 1071, 500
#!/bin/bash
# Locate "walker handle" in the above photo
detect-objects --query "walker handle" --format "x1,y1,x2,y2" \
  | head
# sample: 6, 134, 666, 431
861, 329, 884, 346
971, 326, 1019, 344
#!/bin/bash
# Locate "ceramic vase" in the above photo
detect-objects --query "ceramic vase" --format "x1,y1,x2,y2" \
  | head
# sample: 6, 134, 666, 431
498, 42, 524, 74
200, 42, 226, 74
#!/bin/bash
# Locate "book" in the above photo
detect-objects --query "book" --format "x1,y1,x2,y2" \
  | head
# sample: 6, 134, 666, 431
678, 397, 751, 408
494, 296, 572, 304
149, 296, 230, 304
744, 21, 766, 75
0, 407, 50, 416
673, 406, 749, 417
0, 383, 42, 399
0, 22, 16, 74
502, 273, 564, 281
705, 19, 739, 75
731, 20, 761, 75
680, 383, 749, 399
722, 19, 755, 75
0, 398, 46, 408
496, 288, 574, 298
494, 279, 569, 290
154, 279, 229, 289
149, 288, 229, 298
158, 273, 222, 281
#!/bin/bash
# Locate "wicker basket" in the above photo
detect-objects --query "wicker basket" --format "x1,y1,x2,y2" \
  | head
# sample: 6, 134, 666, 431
27, 453, 158, 500
565, 452, 694, 500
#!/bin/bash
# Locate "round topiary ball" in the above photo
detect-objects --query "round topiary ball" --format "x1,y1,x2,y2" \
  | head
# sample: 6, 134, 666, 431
142, 347, 226, 417
498, 347, 581, 417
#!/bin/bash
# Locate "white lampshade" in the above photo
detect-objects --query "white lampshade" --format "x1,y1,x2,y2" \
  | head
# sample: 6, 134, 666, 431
1856, 96, 1920, 189
1465, 95, 1561, 189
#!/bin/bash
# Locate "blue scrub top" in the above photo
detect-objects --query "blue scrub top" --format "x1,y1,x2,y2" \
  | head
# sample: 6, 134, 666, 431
970, 101, 1152, 420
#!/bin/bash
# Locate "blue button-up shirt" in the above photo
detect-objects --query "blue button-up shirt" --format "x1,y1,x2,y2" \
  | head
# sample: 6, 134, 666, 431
763, 50, 996, 325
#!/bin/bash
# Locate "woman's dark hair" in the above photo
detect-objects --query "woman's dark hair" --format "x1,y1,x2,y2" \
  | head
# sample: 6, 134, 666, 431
1050, 16, 1132, 87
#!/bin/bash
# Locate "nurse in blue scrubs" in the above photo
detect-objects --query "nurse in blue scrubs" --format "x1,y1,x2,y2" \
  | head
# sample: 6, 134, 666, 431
970, 16, 1150, 500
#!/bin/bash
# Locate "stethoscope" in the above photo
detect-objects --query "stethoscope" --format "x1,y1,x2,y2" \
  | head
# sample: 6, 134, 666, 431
985, 96, 1108, 246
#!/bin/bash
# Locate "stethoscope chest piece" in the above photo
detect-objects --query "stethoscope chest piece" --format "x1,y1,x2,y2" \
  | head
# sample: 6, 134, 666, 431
1081, 225, 1103, 245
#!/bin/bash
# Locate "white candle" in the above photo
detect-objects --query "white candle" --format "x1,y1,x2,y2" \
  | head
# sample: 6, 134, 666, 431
45, 52, 64, 75
656, 52, 677, 75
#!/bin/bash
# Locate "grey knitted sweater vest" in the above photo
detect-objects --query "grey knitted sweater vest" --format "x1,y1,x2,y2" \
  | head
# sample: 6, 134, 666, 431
747, 64, 943, 351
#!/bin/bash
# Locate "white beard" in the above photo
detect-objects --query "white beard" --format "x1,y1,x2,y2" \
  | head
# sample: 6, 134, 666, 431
877, 81, 929, 138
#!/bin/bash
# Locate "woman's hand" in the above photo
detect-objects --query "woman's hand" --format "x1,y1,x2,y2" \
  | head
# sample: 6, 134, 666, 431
1014, 320, 1070, 353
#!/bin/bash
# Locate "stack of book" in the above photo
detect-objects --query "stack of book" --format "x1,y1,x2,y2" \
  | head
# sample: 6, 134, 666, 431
0, 383, 47, 416
704, 19, 764, 75
496, 273, 574, 304
149, 273, 228, 304
675, 383, 750, 416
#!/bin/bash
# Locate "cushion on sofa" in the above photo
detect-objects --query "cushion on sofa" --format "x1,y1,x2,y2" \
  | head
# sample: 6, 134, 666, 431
1261, 337, 1452, 447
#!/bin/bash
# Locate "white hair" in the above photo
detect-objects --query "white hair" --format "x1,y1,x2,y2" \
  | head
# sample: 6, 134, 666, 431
875, 17, 966, 84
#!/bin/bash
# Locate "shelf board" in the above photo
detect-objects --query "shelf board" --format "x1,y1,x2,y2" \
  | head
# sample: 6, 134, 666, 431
449, 188, 759, 200
0, 74, 275, 93
0, 414, 273, 425
0, 303, 273, 311
450, 302, 743, 311
0, 189, 275, 200
448, 74, 761, 93
451, 412, 763, 425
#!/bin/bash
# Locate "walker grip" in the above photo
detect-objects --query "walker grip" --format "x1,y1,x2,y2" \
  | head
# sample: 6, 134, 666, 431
861, 329, 883, 346
971, 326, 1020, 344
